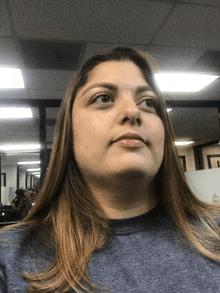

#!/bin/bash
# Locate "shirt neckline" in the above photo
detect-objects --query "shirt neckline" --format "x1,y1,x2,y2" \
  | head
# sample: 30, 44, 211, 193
109, 202, 165, 235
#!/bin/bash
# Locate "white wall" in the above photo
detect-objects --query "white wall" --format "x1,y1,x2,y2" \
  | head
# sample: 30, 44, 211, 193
1, 165, 17, 205
19, 168, 26, 189
176, 146, 195, 172
1, 187, 7, 205
176, 144, 220, 172
186, 168, 220, 203
26, 173, 31, 189
202, 144, 220, 169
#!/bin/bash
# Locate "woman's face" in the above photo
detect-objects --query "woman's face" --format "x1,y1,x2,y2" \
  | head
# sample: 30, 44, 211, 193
72, 61, 165, 185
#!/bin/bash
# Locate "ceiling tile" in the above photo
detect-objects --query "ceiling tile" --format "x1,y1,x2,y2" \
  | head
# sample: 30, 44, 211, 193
183, 0, 220, 5
147, 45, 206, 70
189, 50, 220, 74
0, 89, 28, 100
46, 125, 56, 143
19, 40, 83, 70
24, 69, 75, 90
1, 153, 40, 166
163, 81, 220, 101
9, 0, 172, 43
46, 108, 59, 119
0, 0, 12, 36
28, 89, 64, 100
193, 78, 220, 99
153, 4, 220, 49
169, 107, 219, 144
82, 43, 146, 64
0, 38, 21, 67
0, 119, 39, 144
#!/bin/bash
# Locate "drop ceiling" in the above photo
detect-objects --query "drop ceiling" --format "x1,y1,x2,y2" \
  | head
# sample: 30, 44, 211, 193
0, 0, 220, 155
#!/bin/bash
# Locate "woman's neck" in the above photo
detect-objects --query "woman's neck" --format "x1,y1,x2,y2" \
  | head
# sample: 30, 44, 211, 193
87, 177, 158, 219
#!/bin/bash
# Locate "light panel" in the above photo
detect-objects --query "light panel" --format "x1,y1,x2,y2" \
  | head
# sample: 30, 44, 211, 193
6, 151, 40, 155
175, 141, 194, 146
27, 168, 41, 172
18, 161, 41, 165
0, 107, 32, 119
155, 73, 219, 92
0, 144, 40, 151
0, 68, 25, 88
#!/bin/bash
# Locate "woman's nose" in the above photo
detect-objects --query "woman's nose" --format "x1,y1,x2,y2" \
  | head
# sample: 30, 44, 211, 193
118, 97, 142, 126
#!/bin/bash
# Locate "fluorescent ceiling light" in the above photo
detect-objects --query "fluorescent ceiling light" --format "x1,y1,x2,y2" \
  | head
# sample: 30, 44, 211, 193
31, 172, 41, 175
0, 144, 40, 151
175, 141, 194, 146
27, 168, 41, 172
18, 161, 41, 165
154, 73, 219, 92
0, 107, 32, 119
0, 68, 25, 88
167, 108, 172, 113
6, 151, 40, 155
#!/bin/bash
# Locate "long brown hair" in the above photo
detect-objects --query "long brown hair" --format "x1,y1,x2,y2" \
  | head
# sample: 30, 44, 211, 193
9, 47, 220, 292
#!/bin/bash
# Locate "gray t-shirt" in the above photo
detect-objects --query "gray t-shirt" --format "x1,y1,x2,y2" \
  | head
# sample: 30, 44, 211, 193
1, 204, 220, 292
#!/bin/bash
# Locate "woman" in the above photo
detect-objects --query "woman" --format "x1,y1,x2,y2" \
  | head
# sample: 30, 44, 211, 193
1, 47, 220, 293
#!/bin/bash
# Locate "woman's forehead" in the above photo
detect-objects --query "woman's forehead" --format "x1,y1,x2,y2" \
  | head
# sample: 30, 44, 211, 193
81, 60, 150, 92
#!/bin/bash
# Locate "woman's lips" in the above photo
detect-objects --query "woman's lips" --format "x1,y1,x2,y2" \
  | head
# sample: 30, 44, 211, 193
114, 139, 146, 147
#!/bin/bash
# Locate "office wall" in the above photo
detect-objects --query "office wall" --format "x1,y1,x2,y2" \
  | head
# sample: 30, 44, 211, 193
186, 168, 220, 203
1, 164, 16, 204
19, 168, 26, 189
176, 146, 195, 172
202, 144, 220, 169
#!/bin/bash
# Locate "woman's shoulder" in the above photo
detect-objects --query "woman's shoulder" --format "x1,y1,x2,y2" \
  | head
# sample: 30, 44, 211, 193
0, 224, 54, 291
0, 224, 54, 264
0, 224, 34, 245
0, 225, 35, 257
0, 221, 40, 234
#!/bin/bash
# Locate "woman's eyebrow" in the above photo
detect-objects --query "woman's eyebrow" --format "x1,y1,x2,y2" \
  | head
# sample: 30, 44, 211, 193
81, 82, 154, 96
135, 85, 155, 94
81, 83, 118, 96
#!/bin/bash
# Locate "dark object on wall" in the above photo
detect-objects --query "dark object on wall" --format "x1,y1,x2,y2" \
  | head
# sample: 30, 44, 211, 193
207, 154, 220, 169
1, 173, 6, 187
179, 156, 187, 172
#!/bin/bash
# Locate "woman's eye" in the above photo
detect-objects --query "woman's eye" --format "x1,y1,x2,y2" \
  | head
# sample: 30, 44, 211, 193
139, 98, 157, 109
92, 94, 113, 104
